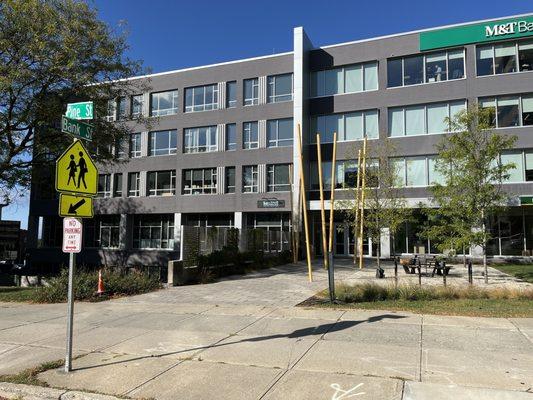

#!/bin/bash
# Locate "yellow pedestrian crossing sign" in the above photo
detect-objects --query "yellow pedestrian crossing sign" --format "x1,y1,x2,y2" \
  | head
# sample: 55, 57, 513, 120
59, 194, 94, 218
55, 140, 97, 196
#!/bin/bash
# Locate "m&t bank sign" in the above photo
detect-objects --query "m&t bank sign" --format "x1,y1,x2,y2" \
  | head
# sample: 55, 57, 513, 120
420, 15, 533, 51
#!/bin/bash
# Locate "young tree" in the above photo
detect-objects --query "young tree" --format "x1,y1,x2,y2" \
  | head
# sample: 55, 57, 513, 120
0, 0, 149, 207
343, 139, 409, 278
426, 105, 516, 283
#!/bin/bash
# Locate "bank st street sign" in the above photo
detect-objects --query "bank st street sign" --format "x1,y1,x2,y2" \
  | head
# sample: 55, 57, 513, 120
61, 115, 94, 141
65, 101, 93, 120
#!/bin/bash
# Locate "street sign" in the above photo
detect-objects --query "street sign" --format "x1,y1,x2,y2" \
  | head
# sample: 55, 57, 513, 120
62, 218, 83, 253
59, 193, 94, 218
66, 101, 93, 120
61, 115, 94, 141
55, 139, 98, 196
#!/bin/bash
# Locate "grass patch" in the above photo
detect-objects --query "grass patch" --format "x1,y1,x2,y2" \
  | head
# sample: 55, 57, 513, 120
492, 264, 533, 283
302, 283, 533, 318
0, 359, 64, 387
0, 287, 37, 302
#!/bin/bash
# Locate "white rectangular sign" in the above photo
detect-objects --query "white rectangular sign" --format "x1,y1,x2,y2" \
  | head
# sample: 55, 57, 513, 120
62, 218, 83, 253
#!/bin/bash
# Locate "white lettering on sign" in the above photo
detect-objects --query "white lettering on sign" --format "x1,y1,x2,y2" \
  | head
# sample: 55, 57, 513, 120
485, 20, 533, 37
62, 218, 82, 253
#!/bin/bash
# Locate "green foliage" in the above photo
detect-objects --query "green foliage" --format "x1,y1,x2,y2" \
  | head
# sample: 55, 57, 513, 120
33, 268, 160, 303
0, 287, 36, 302
0, 0, 149, 204
0, 358, 64, 386
491, 264, 533, 283
183, 228, 201, 268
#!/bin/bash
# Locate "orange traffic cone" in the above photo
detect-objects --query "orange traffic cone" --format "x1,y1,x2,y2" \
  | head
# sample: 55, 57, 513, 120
97, 270, 105, 295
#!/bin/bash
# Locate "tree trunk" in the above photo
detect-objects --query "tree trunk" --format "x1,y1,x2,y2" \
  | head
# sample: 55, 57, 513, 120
482, 212, 488, 284
392, 232, 398, 287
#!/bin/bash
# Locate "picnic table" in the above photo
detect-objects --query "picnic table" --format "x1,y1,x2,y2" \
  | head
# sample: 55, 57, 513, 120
402, 255, 451, 277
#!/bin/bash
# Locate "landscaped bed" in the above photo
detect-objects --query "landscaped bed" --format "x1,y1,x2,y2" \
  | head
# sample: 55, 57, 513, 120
301, 282, 533, 318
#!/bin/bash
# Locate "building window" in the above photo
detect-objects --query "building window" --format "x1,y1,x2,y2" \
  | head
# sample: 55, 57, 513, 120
97, 174, 111, 198
267, 118, 293, 148
267, 73, 293, 103
480, 94, 533, 128
388, 101, 466, 137
185, 84, 219, 112
244, 78, 259, 106
526, 152, 533, 181
184, 126, 217, 153
311, 160, 378, 190
113, 173, 123, 197
150, 90, 179, 116
116, 97, 127, 120
226, 81, 236, 108
267, 164, 290, 192
311, 110, 379, 143
129, 133, 142, 158
243, 121, 259, 149
147, 170, 176, 196
311, 61, 378, 97
149, 130, 177, 156
133, 214, 174, 250
243, 165, 258, 193
226, 123, 236, 151
116, 137, 127, 159
519, 40, 533, 72
477, 40, 533, 76
182, 168, 217, 195
131, 94, 143, 117
225, 167, 235, 193
85, 215, 120, 248
128, 172, 140, 197
105, 99, 116, 121
388, 50, 464, 87
391, 156, 448, 187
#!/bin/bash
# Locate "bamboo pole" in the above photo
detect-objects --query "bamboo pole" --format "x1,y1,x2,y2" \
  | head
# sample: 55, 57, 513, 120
316, 134, 328, 269
353, 149, 362, 265
288, 164, 298, 263
358, 137, 368, 270
297, 124, 313, 282
328, 132, 338, 255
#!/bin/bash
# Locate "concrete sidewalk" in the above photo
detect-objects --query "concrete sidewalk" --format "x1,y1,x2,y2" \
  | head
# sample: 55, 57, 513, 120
0, 263, 532, 399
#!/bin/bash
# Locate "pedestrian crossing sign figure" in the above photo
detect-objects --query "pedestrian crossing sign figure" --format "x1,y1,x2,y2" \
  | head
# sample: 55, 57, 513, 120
55, 139, 97, 196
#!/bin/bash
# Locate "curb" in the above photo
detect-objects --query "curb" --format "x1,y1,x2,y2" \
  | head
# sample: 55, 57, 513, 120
0, 382, 122, 400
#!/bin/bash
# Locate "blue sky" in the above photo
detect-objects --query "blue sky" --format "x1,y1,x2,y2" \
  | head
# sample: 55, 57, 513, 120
3, 0, 532, 228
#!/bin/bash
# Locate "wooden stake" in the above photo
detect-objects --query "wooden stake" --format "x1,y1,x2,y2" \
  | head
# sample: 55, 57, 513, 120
328, 132, 338, 255
297, 124, 313, 282
316, 134, 328, 269
353, 149, 362, 265
359, 137, 368, 270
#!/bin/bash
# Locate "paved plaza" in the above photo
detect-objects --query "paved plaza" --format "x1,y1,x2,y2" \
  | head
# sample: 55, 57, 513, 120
0, 261, 532, 399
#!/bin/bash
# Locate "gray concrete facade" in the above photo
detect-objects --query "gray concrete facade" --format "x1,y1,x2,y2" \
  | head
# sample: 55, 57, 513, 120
27, 13, 533, 267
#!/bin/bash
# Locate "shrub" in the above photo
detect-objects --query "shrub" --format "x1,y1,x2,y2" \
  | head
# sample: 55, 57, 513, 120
33, 268, 161, 303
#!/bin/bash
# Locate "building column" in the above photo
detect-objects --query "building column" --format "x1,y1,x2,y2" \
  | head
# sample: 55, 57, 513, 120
234, 211, 245, 251
258, 120, 267, 148
258, 76, 267, 105
26, 215, 39, 250
380, 228, 391, 258
119, 214, 129, 250
174, 213, 182, 254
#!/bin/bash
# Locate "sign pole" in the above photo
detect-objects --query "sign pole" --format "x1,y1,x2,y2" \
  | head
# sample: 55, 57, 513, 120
65, 251, 75, 372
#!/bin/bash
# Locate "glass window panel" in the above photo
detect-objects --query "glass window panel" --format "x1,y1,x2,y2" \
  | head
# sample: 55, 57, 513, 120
406, 157, 427, 186
427, 103, 448, 133
450, 101, 466, 120
405, 106, 425, 135
519, 40, 533, 71
428, 157, 445, 185
226, 124, 236, 150
426, 52, 447, 82
476, 45, 494, 76
448, 50, 465, 80
344, 65, 362, 93
364, 110, 379, 138
363, 62, 378, 90
494, 43, 517, 74
345, 112, 363, 141
525, 152, 533, 181
324, 114, 342, 143
501, 153, 523, 182
387, 59, 403, 87
325, 68, 343, 95
497, 97, 520, 127
522, 96, 533, 126
403, 56, 424, 85
391, 159, 406, 186
389, 108, 404, 136
226, 81, 236, 108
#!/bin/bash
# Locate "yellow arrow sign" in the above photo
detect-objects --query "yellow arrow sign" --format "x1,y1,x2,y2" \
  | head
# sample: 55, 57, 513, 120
59, 193, 94, 218
55, 140, 97, 195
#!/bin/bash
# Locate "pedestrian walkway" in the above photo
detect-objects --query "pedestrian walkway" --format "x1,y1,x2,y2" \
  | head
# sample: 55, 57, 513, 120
0, 261, 531, 399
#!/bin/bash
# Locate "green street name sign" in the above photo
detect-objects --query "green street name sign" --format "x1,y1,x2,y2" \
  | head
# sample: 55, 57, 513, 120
520, 196, 533, 206
61, 115, 94, 141
420, 16, 533, 51
65, 101, 93, 120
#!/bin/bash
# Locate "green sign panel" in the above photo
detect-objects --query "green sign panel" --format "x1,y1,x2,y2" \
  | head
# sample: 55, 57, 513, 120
520, 196, 533, 206
420, 16, 533, 51
61, 115, 94, 141
65, 101, 93, 120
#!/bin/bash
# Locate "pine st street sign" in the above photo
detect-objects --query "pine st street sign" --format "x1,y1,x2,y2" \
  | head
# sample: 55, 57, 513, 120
59, 193, 94, 218
62, 218, 83, 253
61, 115, 94, 141
55, 140, 98, 196
65, 101, 93, 120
